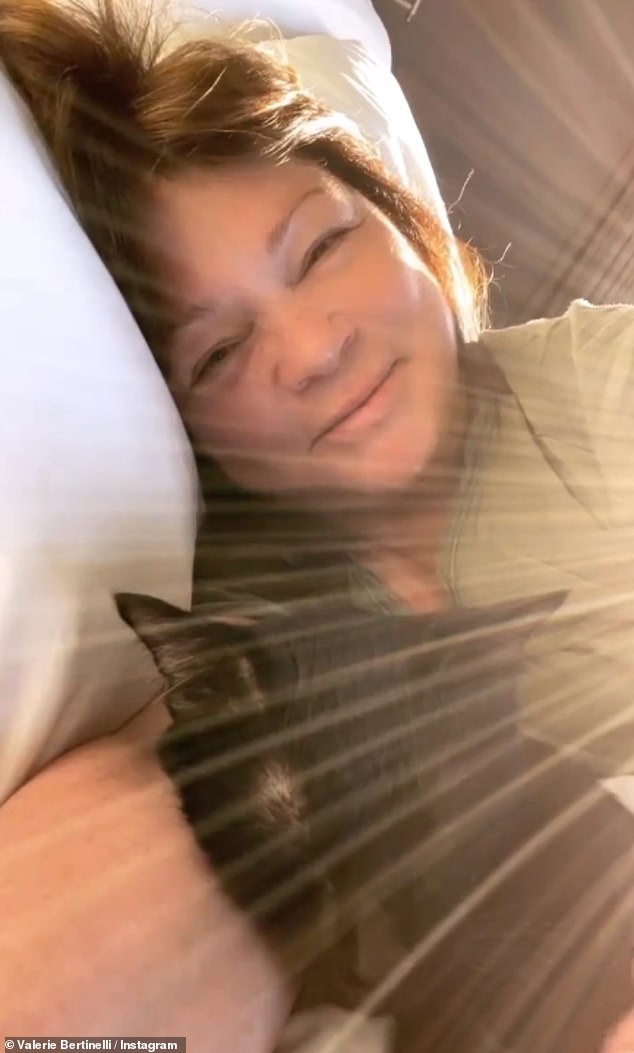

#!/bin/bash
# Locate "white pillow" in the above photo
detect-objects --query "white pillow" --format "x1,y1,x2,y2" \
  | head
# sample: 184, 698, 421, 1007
182, 0, 392, 67
0, 71, 198, 803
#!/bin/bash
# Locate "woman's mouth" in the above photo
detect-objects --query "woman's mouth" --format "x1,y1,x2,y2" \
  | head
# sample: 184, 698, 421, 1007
313, 361, 402, 447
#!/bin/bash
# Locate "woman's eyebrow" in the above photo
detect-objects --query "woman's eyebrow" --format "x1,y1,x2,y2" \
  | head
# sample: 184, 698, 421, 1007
172, 297, 219, 333
266, 185, 326, 254
173, 186, 327, 333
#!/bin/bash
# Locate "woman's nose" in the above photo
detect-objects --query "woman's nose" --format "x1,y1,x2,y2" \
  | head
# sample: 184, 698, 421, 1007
272, 309, 355, 393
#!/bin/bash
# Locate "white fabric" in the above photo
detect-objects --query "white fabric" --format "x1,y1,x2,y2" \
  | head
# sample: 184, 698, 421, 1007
181, 0, 392, 67
0, 71, 198, 803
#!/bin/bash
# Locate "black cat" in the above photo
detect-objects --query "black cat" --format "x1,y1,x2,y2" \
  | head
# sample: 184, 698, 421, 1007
116, 591, 634, 1053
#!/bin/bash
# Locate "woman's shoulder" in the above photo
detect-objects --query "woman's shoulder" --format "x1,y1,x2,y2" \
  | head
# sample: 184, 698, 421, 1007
480, 298, 634, 368
476, 299, 634, 523
478, 299, 634, 416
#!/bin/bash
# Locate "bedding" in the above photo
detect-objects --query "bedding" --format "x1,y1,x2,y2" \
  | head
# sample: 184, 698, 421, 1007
182, 0, 393, 67
0, 71, 198, 803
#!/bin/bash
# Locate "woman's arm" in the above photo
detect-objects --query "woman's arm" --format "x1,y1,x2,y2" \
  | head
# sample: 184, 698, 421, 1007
603, 1008, 634, 1052
0, 704, 292, 1050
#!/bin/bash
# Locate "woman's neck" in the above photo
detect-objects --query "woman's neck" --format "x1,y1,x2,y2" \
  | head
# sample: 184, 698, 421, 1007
342, 376, 470, 613
357, 470, 462, 614
357, 337, 511, 612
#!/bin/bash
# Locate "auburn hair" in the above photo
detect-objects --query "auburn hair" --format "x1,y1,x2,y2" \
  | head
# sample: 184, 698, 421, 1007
0, 0, 487, 354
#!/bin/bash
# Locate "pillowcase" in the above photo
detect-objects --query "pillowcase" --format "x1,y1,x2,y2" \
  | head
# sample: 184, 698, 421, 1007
0, 70, 198, 803
182, 0, 393, 68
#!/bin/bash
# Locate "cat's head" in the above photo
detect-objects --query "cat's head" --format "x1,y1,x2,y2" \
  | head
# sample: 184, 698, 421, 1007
115, 590, 563, 723
115, 592, 291, 724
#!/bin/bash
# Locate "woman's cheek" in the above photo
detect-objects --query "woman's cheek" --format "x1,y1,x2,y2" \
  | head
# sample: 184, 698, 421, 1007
207, 402, 296, 461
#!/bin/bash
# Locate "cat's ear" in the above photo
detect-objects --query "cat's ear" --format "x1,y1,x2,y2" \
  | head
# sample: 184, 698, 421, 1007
467, 590, 565, 637
427, 593, 567, 772
432, 590, 567, 657
114, 593, 248, 690
115, 591, 190, 644
114, 592, 194, 684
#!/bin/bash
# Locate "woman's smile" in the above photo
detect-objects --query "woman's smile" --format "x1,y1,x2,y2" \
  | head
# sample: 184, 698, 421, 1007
313, 359, 404, 448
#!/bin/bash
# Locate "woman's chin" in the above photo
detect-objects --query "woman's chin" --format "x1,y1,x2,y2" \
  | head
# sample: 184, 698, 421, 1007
323, 453, 434, 500
227, 424, 441, 504
342, 430, 439, 496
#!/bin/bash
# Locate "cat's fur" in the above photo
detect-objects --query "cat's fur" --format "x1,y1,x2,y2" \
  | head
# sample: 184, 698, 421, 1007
116, 591, 634, 1052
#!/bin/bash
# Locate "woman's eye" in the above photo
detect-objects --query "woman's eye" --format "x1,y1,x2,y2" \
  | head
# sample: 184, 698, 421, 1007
193, 340, 242, 384
302, 227, 351, 275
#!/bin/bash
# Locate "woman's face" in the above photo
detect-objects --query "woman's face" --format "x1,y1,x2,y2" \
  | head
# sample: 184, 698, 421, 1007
154, 159, 460, 501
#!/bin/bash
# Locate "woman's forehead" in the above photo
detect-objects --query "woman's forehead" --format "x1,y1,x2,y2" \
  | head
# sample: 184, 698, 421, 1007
151, 159, 361, 347
152, 159, 347, 245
